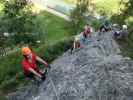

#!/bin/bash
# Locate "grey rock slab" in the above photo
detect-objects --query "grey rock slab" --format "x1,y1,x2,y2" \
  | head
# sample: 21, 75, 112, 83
7, 32, 133, 100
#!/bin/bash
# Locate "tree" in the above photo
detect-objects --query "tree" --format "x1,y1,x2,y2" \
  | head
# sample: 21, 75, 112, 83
0, 0, 4, 3
111, 0, 133, 25
69, 0, 89, 34
122, 0, 133, 43
121, 0, 133, 18
2, 0, 34, 33
0, 0, 39, 45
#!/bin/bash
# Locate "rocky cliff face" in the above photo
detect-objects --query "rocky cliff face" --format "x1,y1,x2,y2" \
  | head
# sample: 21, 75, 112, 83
8, 32, 133, 100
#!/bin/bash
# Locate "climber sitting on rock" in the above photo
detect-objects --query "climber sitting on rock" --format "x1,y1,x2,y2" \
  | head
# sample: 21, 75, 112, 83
73, 33, 84, 49
21, 47, 51, 81
121, 25, 128, 38
71, 24, 93, 53
73, 29, 89, 48
83, 24, 92, 38
80, 24, 94, 45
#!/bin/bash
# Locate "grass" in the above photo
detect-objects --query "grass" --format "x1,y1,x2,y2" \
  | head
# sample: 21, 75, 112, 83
34, 11, 70, 43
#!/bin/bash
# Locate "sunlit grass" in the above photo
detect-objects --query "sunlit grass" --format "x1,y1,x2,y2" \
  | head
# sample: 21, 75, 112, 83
34, 11, 70, 44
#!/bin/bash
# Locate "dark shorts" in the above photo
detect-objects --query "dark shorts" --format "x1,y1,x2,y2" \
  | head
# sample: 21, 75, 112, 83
24, 68, 43, 79
25, 72, 35, 79
25, 71, 46, 83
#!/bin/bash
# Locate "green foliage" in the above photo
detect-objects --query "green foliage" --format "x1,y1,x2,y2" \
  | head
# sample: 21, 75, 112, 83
12, 33, 39, 45
111, 0, 133, 25
95, 0, 121, 17
0, 1, 70, 47
90, 20, 101, 30
69, 0, 89, 34
0, 96, 7, 100
35, 11, 69, 42
1, 0, 34, 33
63, 0, 76, 4
126, 21, 133, 47
35, 38, 73, 62
0, 0, 38, 47
121, 0, 133, 18
0, 0, 5, 4
0, 10, 69, 46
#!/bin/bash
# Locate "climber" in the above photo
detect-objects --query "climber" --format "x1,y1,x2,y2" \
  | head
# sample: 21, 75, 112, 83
74, 34, 84, 49
70, 24, 93, 53
83, 24, 92, 38
113, 30, 121, 39
113, 25, 128, 39
70, 33, 84, 54
121, 25, 128, 38
99, 20, 111, 32
78, 24, 93, 45
72, 25, 92, 50
21, 47, 51, 81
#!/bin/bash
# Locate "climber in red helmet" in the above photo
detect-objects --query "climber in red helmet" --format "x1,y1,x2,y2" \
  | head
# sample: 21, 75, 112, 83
21, 47, 51, 81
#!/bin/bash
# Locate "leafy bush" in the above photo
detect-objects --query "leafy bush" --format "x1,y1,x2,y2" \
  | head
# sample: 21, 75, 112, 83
90, 20, 101, 31
2, 0, 33, 33
0, 96, 7, 100
0, 0, 40, 47
95, 0, 121, 17
69, 0, 89, 34
12, 33, 39, 45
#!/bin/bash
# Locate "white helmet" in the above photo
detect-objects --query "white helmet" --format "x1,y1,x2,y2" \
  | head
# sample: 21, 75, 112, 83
122, 25, 127, 29
113, 24, 118, 27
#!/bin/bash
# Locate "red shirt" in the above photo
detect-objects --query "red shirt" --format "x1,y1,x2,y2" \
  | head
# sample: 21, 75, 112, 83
22, 52, 38, 75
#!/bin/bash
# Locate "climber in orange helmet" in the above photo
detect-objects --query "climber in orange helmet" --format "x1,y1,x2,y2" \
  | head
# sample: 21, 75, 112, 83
21, 47, 51, 81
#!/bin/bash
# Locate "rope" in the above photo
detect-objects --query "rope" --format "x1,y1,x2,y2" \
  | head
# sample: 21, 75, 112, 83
48, 70, 60, 100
